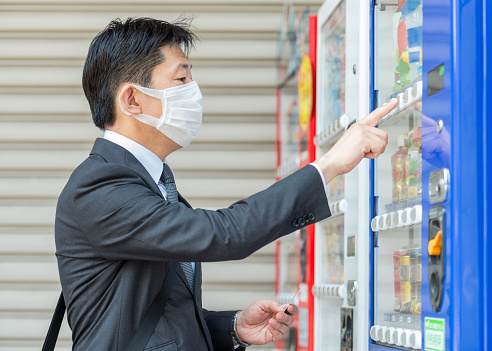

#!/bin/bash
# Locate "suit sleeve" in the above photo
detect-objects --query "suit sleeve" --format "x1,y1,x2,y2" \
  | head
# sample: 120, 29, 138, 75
56, 160, 330, 262
202, 309, 238, 351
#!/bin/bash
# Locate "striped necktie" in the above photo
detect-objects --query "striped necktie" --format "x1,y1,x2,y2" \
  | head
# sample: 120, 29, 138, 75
160, 163, 195, 294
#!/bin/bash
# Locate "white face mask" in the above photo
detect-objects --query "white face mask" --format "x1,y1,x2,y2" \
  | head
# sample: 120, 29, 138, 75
119, 81, 203, 147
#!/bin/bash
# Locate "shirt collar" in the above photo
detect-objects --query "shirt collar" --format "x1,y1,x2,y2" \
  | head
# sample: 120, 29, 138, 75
103, 130, 165, 185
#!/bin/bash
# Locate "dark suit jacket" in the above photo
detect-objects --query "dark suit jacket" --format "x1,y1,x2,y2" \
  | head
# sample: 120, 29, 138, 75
55, 138, 330, 351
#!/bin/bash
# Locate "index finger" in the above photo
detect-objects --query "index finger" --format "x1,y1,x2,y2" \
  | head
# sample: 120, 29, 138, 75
358, 98, 399, 127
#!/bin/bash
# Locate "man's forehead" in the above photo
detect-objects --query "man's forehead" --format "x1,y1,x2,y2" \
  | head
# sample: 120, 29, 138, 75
161, 44, 188, 58
160, 45, 191, 67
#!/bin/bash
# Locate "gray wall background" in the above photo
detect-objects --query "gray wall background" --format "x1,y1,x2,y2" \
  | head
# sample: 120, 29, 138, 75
0, 0, 322, 349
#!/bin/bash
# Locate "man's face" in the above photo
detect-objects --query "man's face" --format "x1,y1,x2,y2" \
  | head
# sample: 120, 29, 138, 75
139, 44, 193, 119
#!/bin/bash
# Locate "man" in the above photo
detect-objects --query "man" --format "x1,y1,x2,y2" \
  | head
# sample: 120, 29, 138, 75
55, 17, 396, 351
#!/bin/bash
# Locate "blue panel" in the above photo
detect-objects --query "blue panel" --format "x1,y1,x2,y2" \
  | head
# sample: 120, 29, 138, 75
420, 0, 454, 348
453, 0, 484, 349
422, 0, 484, 350
483, 1, 492, 349
455, 0, 483, 349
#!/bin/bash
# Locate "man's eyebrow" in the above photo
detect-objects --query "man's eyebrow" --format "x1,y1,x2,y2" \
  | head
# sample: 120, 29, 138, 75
173, 63, 192, 73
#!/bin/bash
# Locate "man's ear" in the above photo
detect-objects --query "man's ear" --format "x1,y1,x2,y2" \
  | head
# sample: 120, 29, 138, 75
118, 84, 142, 116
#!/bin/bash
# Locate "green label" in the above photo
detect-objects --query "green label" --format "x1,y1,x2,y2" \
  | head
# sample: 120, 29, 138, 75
425, 317, 445, 351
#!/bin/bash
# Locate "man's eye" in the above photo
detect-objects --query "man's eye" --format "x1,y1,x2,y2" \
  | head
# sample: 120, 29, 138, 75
178, 77, 186, 82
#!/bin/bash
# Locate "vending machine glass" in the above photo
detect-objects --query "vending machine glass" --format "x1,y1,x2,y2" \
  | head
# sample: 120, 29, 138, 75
370, 0, 423, 349
318, 0, 346, 133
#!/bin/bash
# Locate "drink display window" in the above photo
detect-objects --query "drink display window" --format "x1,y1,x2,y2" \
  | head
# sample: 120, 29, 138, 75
370, 0, 423, 349
319, 1, 346, 130
316, 0, 346, 294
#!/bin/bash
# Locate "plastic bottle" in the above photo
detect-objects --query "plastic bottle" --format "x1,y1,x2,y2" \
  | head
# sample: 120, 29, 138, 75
416, 128, 422, 196
403, 0, 423, 82
391, 135, 406, 202
393, 12, 403, 91
407, 127, 422, 198
398, 51, 411, 88
400, 130, 412, 200
398, 0, 408, 12
393, 249, 404, 312
410, 248, 422, 314
400, 254, 411, 312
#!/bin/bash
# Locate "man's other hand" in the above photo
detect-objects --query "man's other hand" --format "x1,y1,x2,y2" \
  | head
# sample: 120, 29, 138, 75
236, 299, 298, 345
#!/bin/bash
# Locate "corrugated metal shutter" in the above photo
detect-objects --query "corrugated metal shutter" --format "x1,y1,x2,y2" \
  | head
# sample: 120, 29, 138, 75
0, 1, 322, 349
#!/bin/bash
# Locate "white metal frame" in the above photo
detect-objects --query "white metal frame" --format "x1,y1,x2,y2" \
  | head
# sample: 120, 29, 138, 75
314, 0, 371, 350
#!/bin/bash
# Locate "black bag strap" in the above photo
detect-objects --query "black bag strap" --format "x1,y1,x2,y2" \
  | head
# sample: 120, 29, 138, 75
42, 262, 178, 351
41, 291, 66, 351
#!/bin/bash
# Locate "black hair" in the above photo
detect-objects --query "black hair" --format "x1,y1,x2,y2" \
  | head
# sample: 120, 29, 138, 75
82, 17, 197, 129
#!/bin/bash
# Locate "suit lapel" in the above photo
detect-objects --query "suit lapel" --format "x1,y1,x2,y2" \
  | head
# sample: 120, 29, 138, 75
90, 138, 164, 198
175, 266, 192, 291
178, 192, 191, 207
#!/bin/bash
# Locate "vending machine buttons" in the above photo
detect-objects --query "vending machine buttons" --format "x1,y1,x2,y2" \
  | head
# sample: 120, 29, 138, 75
312, 283, 346, 299
314, 114, 350, 147
385, 327, 396, 344
393, 328, 405, 346
329, 198, 348, 217
378, 81, 423, 125
378, 326, 389, 343
380, 214, 389, 230
401, 329, 413, 348
410, 330, 422, 349
429, 168, 450, 204
410, 205, 422, 224
371, 205, 422, 232
370, 324, 421, 349
370, 325, 381, 341
371, 217, 380, 232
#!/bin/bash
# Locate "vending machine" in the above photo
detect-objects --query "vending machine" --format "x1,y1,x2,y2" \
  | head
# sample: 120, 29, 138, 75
369, 0, 486, 350
275, 6, 318, 351
313, 0, 372, 350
